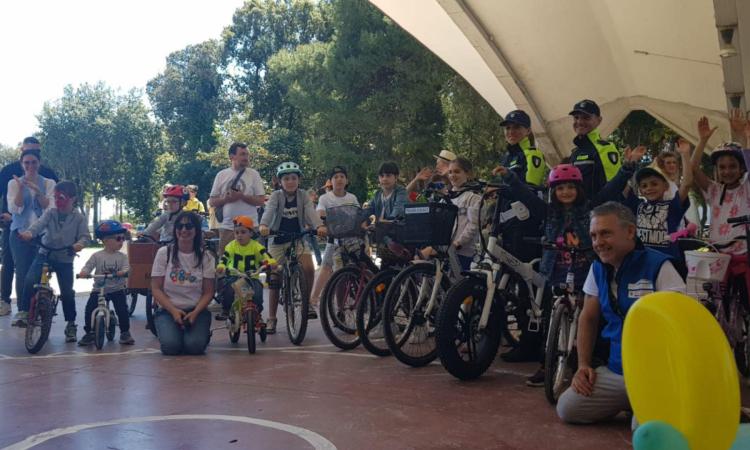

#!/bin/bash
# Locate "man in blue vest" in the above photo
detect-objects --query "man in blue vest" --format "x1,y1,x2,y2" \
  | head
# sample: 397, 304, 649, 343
556, 201, 685, 424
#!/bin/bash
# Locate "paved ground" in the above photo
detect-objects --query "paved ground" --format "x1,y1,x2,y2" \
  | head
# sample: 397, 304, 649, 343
0, 293, 639, 450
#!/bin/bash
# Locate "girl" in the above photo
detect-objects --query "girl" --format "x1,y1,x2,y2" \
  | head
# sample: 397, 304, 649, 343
447, 157, 480, 271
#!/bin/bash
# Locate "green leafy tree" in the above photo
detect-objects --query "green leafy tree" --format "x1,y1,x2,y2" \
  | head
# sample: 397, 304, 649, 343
0, 143, 18, 167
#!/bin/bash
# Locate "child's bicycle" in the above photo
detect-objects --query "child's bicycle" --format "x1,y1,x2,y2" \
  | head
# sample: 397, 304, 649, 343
24, 241, 77, 354
220, 267, 269, 354
542, 240, 591, 404
76, 273, 128, 350
269, 229, 316, 345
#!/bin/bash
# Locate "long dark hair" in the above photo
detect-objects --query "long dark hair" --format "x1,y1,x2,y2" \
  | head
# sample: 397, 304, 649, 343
549, 182, 587, 209
170, 211, 204, 268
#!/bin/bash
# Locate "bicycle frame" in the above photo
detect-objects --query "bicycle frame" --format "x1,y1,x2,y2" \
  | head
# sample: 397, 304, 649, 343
30, 263, 56, 319
408, 246, 462, 322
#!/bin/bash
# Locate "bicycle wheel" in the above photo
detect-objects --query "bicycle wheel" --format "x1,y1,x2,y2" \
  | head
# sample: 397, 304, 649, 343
25, 293, 54, 354
500, 277, 531, 348
383, 263, 448, 367
734, 306, 750, 377
544, 302, 574, 404
320, 266, 368, 350
127, 291, 138, 316
145, 292, 158, 337
435, 276, 502, 380
357, 269, 398, 357
94, 313, 106, 350
285, 263, 309, 345
246, 309, 256, 354
106, 313, 116, 341
228, 307, 240, 344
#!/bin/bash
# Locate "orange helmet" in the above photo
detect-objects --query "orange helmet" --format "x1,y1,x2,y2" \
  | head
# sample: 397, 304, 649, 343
232, 215, 254, 230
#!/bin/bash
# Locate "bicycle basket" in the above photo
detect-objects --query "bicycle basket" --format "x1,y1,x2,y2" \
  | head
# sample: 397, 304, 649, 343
399, 202, 458, 246
325, 205, 365, 239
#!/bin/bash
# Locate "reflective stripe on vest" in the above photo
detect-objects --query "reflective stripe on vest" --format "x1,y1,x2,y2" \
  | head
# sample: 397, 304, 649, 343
588, 130, 621, 181
519, 137, 546, 187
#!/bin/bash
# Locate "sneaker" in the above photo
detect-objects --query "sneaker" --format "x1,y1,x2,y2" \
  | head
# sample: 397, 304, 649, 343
266, 318, 277, 335
119, 331, 135, 345
12, 311, 28, 327
0, 302, 11, 316
500, 346, 539, 363
215, 310, 228, 321
308, 307, 318, 320
525, 368, 545, 387
77, 333, 95, 346
64, 322, 77, 343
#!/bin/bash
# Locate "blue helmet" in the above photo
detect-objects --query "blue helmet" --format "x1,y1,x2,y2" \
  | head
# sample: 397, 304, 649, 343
95, 220, 127, 239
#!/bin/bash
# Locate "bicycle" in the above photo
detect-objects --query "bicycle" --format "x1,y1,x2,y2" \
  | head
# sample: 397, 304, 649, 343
435, 188, 549, 380
542, 240, 591, 404
269, 229, 315, 345
219, 267, 269, 354
77, 273, 128, 350
679, 214, 750, 376
24, 241, 77, 354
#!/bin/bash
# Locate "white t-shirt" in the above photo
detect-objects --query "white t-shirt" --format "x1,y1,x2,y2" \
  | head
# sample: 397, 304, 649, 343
7, 177, 56, 230
316, 191, 359, 212
583, 260, 686, 297
151, 246, 216, 310
209, 167, 265, 230
703, 175, 750, 255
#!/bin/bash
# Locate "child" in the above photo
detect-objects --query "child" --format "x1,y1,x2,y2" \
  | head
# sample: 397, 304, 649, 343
142, 185, 189, 242
367, 162, 408, 221
216, 215, 275, 321
624, 142, 692, 271
77, 220, 133, 346
20, 181, 89, 342
259, 162, 326, 334
447, 157, 481, 271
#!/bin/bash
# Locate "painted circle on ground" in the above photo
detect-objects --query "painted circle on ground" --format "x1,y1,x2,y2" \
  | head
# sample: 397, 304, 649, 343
3, 414, 337, 450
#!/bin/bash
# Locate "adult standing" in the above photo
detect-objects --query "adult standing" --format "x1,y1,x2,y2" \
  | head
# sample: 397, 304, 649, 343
0, 137, 57, 317
208, 142, 266, 256
556, 202, 685, 424
151, 212, 216, 355
6, 148, 56, 325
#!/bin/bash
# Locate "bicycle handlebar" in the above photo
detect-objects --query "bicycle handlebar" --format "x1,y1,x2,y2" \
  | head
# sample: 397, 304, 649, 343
76, 273, 129, 280
728, 215, 750, 225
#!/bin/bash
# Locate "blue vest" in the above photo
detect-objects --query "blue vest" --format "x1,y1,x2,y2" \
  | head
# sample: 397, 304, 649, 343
10, 176, 47, 232
592, 247, 670, 375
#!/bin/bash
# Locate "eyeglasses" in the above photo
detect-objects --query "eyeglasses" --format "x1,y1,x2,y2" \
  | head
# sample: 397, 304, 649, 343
175, 222, 196, 231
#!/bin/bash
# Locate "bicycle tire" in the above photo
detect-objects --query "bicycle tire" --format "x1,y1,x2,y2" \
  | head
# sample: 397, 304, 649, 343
285, 263, 309, 345
435, 276, 502, 380
320, 266, 366, 350
357, 269, 399, 357
544, 303, 573, 404
246, 309, 256, 354
94, 313, 106, 350
127, 291, 138, 316
228, 307, 240, 344
25, 293, 54, 354
145, 292, 158, 337
735, 306, 750, 377
383, 263, 449, 367
106, 314, 116, 341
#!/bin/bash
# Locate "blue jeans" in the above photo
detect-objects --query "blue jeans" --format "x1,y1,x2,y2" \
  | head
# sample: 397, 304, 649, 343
1, 226, 14, 304
24, 255, 75, 321
154, 308, 211, 355
9, 231, 38, 311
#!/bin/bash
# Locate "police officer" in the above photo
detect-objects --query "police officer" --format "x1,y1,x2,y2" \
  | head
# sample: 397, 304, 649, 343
568, 99, 622, 199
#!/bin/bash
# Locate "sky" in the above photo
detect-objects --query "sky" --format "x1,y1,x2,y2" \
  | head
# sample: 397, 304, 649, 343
0, 0, 245, 147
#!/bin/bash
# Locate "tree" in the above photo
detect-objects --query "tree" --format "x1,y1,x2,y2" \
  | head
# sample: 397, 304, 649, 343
0, 143, 17, 167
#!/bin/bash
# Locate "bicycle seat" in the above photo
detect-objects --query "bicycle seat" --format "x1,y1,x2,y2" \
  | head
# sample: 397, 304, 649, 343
386, 241, 413, 263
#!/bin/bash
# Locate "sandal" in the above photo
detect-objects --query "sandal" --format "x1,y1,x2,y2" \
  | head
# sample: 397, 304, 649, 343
266, 318, 277, 335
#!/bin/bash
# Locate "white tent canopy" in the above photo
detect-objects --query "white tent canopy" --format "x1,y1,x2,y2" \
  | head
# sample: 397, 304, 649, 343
370, 0, 749, 163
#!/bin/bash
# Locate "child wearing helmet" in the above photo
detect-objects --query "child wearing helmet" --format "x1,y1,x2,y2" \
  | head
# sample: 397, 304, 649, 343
215, 215, 275, 320
77, 220, 133, 346
143, 185, 189, 242
495, 159, 636, 385
259, 162, 326, 334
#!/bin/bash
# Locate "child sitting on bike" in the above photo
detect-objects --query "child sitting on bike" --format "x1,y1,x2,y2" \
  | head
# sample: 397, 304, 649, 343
19, 181, 89, 342
624, 141, 693, 275
447, 157, 481, 271
77, 220, 133, 346
216, 215, 275, 321
142, 185, 189, 242
259, 162, 326, 334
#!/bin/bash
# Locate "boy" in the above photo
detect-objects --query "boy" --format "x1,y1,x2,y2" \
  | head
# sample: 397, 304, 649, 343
367, 161, 408, 221
625, 142, 693, 269
259, 162, 326, 334
142, 185, 188, 242
77, 220, 133, 345
216, 215, 275, 320
19, 181, 89, 341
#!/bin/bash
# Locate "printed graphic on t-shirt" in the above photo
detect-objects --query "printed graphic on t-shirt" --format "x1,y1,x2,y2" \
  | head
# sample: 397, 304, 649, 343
628, 279, 655, 298
282, 203, 299, 220
637, 202, 670, 247
169, 268, 198, 284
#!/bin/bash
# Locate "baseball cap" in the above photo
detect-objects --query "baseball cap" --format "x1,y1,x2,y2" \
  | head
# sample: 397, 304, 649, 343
569, 99, 601, 117
500, 110, 531, 128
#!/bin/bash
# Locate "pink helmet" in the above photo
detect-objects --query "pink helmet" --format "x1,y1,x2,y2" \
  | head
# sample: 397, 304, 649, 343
548, 164, 582, 187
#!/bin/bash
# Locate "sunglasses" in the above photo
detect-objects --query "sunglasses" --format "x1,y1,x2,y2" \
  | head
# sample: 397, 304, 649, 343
175, 222, 196, 231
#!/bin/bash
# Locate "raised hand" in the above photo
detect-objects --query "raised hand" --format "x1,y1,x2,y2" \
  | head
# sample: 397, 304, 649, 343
623, 145, 647, 162
492, 166, 509, 177
697, 116, 718, 141
676, 138, 692, 156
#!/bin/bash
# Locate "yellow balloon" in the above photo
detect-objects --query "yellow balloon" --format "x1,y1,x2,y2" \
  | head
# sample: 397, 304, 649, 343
622, 291, 739, 450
